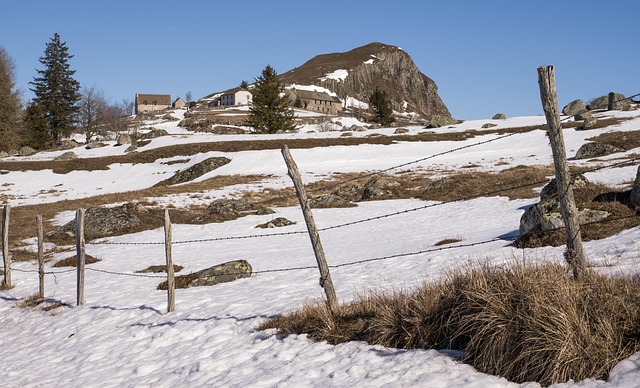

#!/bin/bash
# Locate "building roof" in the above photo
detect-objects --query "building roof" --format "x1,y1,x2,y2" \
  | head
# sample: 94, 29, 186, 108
221, 87, 251, 96
136, 94, 171, 105
290, 89, 340, 103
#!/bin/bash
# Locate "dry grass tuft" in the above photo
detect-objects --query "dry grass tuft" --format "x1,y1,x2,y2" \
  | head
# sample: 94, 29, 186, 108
136, 264, 183, 273
434, 238, 463, 246
53, 254, 100, 267
258, 262, 640, 386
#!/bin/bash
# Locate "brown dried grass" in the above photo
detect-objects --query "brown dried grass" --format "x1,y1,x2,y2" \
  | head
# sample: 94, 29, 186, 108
258, 262, 640, 386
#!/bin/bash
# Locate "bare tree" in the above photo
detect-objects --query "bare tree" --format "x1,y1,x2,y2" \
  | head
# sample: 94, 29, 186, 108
185, 91, 192, 103
78, 84, 108, 143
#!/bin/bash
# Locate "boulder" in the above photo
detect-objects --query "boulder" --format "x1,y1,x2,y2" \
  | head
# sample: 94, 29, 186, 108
309, 194, 357, 208
562, 99, 586, 116
539, 174, 589, 201
340, 132, 353, 137
116, 133, 132, 145
587, 96, 609, 111
481, 123, 497, 129
608, 92, 632, 111
394, 127, 409, 134
60, 139, 80, 150
256, 217, 296, 229
0, 151, 9, 158
86, 142, 108, 149
349, 125, 366, 132
211, 125, 247, 135
426, 115, 458, 128
630, 166, 640, 207
141, 128, 169, 139
168, 157, 231, 184
575, 111, 598, 130
519, 200, 609, 235
208, 199, 274, 215
575, 142, 622, 160
361, 177, 400, 201
158, 260, 252, 290
19, 146, 37, 156
125, 144, 138, 153
369, 123, 382, 130
55, 151, 78, 161
492, 113, 506, 120
333, 184, 362, 201
59, 203, 147, 239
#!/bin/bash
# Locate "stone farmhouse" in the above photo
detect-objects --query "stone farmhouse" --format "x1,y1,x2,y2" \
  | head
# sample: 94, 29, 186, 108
218, 87, 252, 107
135, 94, 171, 114
172, 97, 186, 109
286, 89, 342, 115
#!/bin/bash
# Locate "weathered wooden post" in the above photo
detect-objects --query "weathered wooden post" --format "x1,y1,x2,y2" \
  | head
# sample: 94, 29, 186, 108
537, 66, 587, 279
37, 215, 45, 298
607, 92, 616, 111
75, 209, 86, 305
164, 209, 175, 313
2, 204, 10, 289
281, 145, 338, 312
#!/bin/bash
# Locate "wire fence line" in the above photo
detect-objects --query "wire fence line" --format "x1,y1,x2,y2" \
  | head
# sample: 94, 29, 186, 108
87, 154, 640, 247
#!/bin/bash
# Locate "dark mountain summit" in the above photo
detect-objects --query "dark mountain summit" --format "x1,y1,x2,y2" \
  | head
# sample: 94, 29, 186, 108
279, 42, 450, 119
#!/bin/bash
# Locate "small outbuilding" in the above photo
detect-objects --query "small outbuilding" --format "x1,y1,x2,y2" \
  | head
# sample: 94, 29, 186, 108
135, 93, 172, 114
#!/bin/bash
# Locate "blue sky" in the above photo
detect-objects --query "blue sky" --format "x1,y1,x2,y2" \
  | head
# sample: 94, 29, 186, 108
1, 0, 639, 120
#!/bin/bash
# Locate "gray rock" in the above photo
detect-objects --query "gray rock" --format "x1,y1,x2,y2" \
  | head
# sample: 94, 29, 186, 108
539, 174, 589, 201
492, 113, 506, 120
0, 151, 8, 158
519, 200, 609, 235
19, 146, 37, 156
55, 151, 78, 161
211, 125, 247, 135
427, 115, 458, 128
587, 96, 609, 111
562, 99, 586, 116
116, 133, 132, 145
394, 127, 409, 134
168, 157, 231, 184
256, 217, 296, 229
349, 125, 366, 132
141, 129, 169, 139
125, 144, 138, 153
60, 139, 80, 150
333, 184, 361, 201
59, 203, 146, 239
574, 111, 598, 130
422, 178, 451, 194
481, 123, 497, 129
86, 142, 108, 149
208, 199, 274, 215
608, 92, 632, 111
630, 166, 640, 207
362, 177, 400, 201
575, 142, 622, 160
369, 123, 382, 130
340, 132, 353, 137
158, 260, 252, 290
309, 194, 357, 208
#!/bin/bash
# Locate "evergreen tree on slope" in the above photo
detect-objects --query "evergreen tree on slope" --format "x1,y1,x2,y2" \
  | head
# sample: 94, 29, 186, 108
29, 33, 80, 144
369, 87, 394, 127
0, 46, 21, 152
245, 65, 296, 134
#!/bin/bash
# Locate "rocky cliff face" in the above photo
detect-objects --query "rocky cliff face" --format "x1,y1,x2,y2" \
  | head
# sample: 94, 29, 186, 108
279, 42, 450, 119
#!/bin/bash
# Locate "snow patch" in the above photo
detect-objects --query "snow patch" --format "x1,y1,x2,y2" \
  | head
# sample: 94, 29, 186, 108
320, 69, 348, 82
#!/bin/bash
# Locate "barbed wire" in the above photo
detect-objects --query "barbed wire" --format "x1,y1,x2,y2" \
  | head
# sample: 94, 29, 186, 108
560, 92, 640, 123
85, 267, 166, 278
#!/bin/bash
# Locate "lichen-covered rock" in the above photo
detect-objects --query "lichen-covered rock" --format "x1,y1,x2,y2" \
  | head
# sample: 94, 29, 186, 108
427, 115, 458, 128
608, 92, 632, 111
59, 203, 147, 239
208, 199, 274, 215
587, 96, 609, 110
562, 99, 586, 116
539, 174, 589, 201
481, 123, 497, 129
60, 139, 80, 150
575, 142, 621, 160
256, 217, 296, 229
210, 125, 247, 135
0, 151, 9, 158
309, 194, 357, 208
158, 260, 252, 290
19, 146, 37, 156
141, 129, 169, 139
86, 142, 108, 149
55, 151, 78, 161
333, 184, 361, 201
361, 177, 400, 201
116, 133, 132, 145
575, 111, 598, 130
168, 157, 231, 184
394, 127, 409, 134
492, 113, 506, 120
519, 200, 609, 235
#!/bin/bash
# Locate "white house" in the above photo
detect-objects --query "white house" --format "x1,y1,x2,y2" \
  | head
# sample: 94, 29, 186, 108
219, 87, 252, 106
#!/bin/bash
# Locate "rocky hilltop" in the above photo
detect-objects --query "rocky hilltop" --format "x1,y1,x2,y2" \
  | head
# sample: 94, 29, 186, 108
279, 42, 450, 119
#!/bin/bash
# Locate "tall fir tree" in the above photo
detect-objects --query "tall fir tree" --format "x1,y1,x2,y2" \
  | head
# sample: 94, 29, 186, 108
29, 33, 80, 144
0, 46, 21, 152
369, 87, 394, 126
245, 65, 296, 134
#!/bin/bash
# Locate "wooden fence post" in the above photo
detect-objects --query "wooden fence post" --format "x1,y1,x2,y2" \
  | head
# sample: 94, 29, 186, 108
76, 209, 85, 305
281, 145, 338, 312
37, 215, 44, 298
164, 209, 175, 313
537, 66, 587, 279
2, 204, 10, 289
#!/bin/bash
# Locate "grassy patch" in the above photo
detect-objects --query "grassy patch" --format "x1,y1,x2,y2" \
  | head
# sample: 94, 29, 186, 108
258, 262, 640, 386
136, 264, 183, 273
586, 130, 640, 151
53, 254, 100, 267
433, 238, 463, 246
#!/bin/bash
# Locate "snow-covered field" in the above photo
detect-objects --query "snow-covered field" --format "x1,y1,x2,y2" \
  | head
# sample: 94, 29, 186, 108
2, 108, 640, 387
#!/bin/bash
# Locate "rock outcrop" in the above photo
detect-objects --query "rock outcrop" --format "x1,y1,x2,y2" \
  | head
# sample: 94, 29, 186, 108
157, 260, 252, 290
168, 157, 231, 184
278, 42, 450, 119
59, 203, 148, 240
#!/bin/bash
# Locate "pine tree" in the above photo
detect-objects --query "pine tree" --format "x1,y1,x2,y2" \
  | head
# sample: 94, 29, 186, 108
0, 46, 21, 152
245, 65, 296, 133
369, 87, 394, 126
29, 33, 80, 144
23, 101, 50, 149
